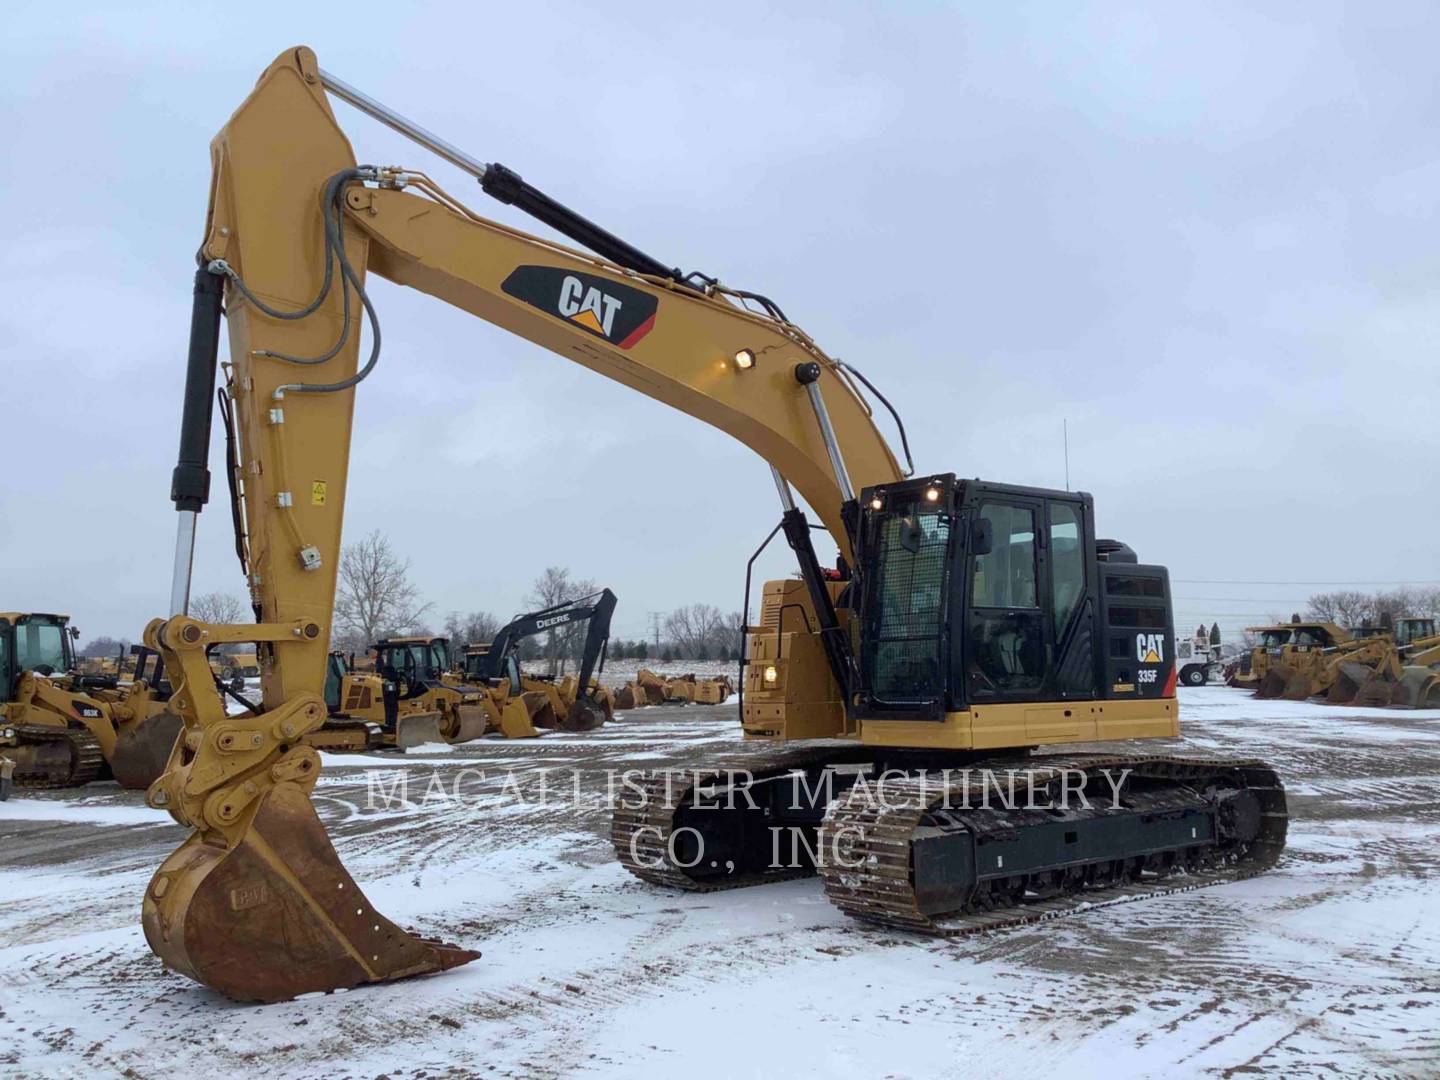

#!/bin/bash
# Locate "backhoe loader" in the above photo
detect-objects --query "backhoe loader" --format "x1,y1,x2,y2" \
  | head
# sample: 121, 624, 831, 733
459, 590, 617, 731
1253, 620, 1355, 699
139, 47, 1286, 1003
1314, 617, 1440, 707
0, 613, 182, 789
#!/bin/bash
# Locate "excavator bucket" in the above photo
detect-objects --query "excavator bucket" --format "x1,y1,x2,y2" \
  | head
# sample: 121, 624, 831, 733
143, 782, 478, 1003
562, 698, 607, 732
441, 704, 487, 745
108, 708, 185, 790
395, 710, 445, 750
612, 684, 641, 710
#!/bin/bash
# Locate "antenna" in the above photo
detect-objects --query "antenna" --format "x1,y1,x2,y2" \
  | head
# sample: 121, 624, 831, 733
1063, 418, 1070, 491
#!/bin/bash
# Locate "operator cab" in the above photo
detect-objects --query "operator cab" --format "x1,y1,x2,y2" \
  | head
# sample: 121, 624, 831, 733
850, 474, 1175, 720
463, 643, 523, 696
0, 613, 79, 701
373, 636, 450, 688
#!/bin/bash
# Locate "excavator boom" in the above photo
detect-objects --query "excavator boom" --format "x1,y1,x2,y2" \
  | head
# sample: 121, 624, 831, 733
142, 46, 903, 1002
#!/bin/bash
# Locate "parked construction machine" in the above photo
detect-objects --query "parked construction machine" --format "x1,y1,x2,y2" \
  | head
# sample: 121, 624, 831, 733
0, 613, 182, 789
139, 47, 1287, 1003
1239, 616, 1440, 707
321, 636, 485, 747
1226, 623, 1292, 688
1252, 620, 1354, 699
460, 590, 617, 731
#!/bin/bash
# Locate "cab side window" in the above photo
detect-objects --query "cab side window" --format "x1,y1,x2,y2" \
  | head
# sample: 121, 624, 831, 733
972, 503, 1037, 609
1049, 503, 1084, 639
969, 502, 1044, 695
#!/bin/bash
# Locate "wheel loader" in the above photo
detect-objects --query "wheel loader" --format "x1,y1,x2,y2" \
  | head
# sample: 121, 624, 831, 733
136, 47, 1287, 1003
0, 613, 182, 789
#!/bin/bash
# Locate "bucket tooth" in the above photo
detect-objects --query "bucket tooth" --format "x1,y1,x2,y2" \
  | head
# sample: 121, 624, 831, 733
142, 782, 477, 1003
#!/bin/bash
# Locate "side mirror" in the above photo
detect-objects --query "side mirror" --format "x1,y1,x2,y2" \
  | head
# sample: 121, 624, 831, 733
970, 518, 994, 556
69, 626, 81, 639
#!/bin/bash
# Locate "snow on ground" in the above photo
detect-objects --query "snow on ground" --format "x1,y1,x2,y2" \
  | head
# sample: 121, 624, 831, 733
2, 687, 1438, 1078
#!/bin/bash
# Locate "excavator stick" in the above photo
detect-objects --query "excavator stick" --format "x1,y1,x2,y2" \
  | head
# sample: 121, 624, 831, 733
108, 708, 185, 790
143, 782, 477, 1003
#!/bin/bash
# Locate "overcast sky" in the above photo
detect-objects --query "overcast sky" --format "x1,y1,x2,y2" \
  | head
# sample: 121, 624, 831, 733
2, 2, 1437, 645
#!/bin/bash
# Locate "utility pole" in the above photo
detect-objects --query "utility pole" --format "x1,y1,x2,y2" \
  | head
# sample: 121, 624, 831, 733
647, 611, 663, 653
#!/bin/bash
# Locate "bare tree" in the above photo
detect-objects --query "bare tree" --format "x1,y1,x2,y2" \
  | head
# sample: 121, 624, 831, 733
1305, 591, 1375, 628
190, 591, 247, 626
78, 634, 131, 658
334, 530, 431, 652
664, 603, 727, 659
443, 609, 502, 648
526, 567, 598, 675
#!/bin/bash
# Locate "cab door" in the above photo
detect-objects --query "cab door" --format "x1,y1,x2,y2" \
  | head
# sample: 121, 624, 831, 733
965, 496, 1047, 704
963, 492, 1097, 734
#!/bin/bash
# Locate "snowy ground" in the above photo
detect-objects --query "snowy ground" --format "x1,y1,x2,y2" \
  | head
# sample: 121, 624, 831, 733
2, 687, 1438, 1078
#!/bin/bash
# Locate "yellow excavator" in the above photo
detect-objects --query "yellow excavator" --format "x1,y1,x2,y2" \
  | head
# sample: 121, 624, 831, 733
138, 47, 1287, 1003
0, 613, 182, 789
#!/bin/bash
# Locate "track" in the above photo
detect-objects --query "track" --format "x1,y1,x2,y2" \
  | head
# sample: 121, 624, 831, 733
10, 726, 104, 789
611, 744, 874, 891
817, 754, 1287, 935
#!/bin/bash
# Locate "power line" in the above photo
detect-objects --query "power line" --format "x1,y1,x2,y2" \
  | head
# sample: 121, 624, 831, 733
1173, 578, 1440, 586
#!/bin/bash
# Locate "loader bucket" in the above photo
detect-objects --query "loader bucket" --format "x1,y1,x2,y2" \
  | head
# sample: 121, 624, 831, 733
1397, 666, 1440, 709
1254, 664, 1295, 699
496, 697, 541, 738
1281, 670, 1314, 701
109, 708, 185, 790
142, 781, 478, 1003
395, 710, 445, 750
1352, 673, 1397, 708
562, 698, 607, 732
612, 685, 641, 710
441, 705, 487, 745
521, 691, 560, 731
1326, 662, 1370, 705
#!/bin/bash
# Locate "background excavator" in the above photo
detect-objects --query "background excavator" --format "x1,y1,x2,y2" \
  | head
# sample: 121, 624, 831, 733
0, 612, 181, 789
457, 588, 617, 731
140, 47, 1287, 1003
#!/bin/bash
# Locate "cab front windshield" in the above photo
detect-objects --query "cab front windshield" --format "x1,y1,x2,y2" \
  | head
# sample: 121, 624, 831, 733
1258, 630, 1289, 648
378, 642, 445, 681
15, 617, 71, 675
